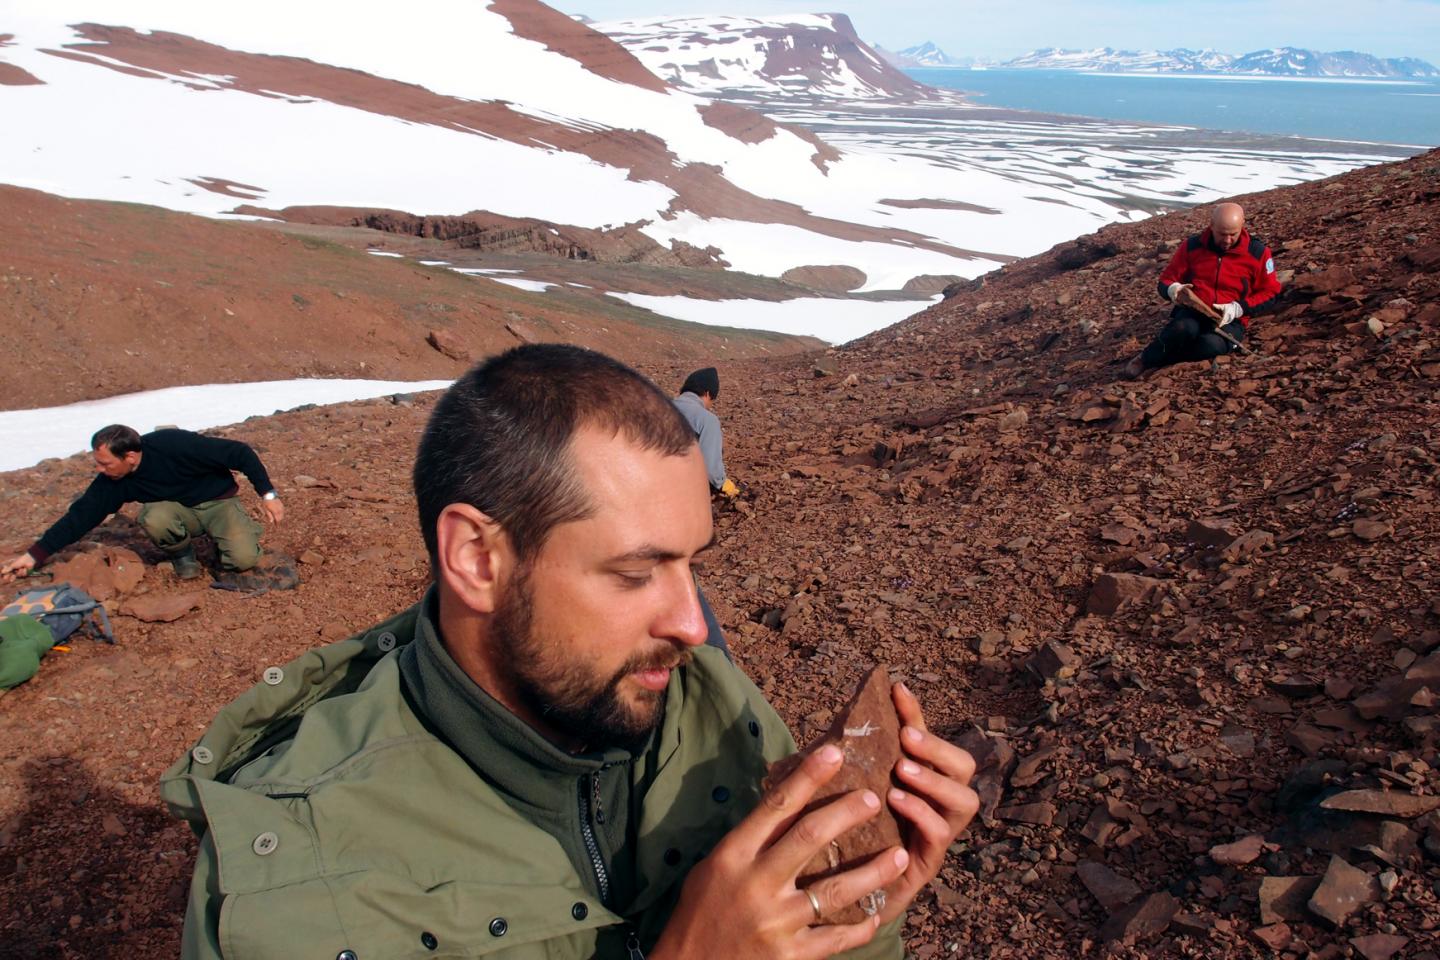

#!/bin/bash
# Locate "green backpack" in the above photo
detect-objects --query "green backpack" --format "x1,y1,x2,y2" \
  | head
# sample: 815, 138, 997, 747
0, 614, 56, 689
0, 583, 115, 689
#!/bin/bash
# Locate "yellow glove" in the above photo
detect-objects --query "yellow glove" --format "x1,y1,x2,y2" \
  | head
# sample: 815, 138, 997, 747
719, 478, 739, 498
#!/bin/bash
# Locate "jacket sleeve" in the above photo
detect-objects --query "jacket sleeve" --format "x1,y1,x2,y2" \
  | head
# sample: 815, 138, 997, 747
180, 831, 227, 960
695, 413, 727, 490
30, 477, 127, 563
1242, 246, 1283, 316
1156, 242, 1190, 301
190, 434, 276, 497
833, 917, 905, 960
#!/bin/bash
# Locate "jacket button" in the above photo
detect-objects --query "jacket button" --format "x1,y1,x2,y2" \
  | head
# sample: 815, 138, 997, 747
489, 918, 508, 937
251, 831, 279, 856
571, 902, 588, 921
712, 786, 730, 803
377, 632, 396, 652
663, 848, 682, 866
748, 720, 760, 737
262, 666, 284, 685
337, 952, 358, 960
191, 746, 214, 765
420, 932, 438, 950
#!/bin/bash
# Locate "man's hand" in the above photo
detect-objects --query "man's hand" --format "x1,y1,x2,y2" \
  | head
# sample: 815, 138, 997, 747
719, 478, 739, 499
650, 745, 911, 960
1166, 281, 1188, 302
1215, 302, 1243, 325
873, 682, 980, 926
1, 552, 37, 584
260, 498, 285, 524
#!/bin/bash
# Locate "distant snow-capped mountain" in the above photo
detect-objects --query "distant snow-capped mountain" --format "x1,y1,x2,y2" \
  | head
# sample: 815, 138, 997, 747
1001, 46, 1439, 77
593, 13, 925, 99
893, 42, 963, 67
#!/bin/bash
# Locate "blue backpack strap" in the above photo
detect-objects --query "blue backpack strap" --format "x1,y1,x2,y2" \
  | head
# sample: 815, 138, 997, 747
1248, 236, 1266, 260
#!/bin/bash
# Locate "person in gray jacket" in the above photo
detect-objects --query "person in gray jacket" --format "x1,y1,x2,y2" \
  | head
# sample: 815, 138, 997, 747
673, 368, 737, 498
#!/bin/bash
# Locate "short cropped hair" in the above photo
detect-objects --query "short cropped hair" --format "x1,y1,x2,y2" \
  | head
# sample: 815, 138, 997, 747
92, 425, 142, 457
414, 344, 696, 568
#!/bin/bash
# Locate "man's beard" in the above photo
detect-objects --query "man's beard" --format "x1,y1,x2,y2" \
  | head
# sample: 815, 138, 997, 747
495, 566, 692, 753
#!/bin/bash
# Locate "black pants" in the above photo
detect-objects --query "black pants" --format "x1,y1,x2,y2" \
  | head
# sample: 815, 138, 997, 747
1141, 308, 1245, 369
697, 584, 731, 660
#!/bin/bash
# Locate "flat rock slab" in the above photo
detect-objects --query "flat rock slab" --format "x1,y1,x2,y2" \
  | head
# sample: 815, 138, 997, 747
1308, 855, 1378, 926
765, 666, 902, 925
1086, 573, 1163, 617
1350, 934, 1409, 960
1099, 891, 1178, 944
1210, 834, 1265, 866
1320, 789, 1440, 819
1076, 860, 1141, 912
120, 591, 204, 623
1259, 876, 1320, 925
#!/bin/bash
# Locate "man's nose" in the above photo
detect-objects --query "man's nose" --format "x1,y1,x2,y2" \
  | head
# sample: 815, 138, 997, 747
658, 569, 708, 648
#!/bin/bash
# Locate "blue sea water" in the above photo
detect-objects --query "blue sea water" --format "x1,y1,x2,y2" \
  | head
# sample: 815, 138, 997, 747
905, 68, 1440, 147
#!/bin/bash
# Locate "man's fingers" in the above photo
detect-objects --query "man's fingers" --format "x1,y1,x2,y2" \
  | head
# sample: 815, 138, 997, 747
765, 788, 881, 879
791, 916, 883, 960
900, 726, 975, 785
891, 681, 928, 735
746, 745, 844, 850
798, 846, 909, 926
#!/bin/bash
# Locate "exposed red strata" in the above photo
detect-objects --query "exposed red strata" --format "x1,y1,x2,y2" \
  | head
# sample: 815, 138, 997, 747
46, 24, 984, 262
185, 177, 267, 200
697, 100, 842, 172
0, 61, 42, 85
236, 205, 728, 268
486, 0, 668, 94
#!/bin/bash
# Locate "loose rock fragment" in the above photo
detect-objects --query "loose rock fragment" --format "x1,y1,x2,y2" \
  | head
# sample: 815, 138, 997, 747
1307, 855, 1378, 926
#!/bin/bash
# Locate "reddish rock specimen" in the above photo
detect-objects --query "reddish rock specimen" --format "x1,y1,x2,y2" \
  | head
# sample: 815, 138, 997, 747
765, 666, 903, 925
48, 546, 145, 601
426, 328, 470, 362
120, 591, 204, 623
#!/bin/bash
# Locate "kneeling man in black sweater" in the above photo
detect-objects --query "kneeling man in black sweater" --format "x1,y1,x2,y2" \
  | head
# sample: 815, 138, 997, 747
2, 424, 283, 582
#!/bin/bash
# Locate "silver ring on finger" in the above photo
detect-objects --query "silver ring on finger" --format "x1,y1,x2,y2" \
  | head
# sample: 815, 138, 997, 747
805, 887, 823, 923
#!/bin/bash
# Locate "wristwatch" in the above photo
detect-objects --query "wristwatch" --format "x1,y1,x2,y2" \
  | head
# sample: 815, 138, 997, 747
262, 491, 279, 501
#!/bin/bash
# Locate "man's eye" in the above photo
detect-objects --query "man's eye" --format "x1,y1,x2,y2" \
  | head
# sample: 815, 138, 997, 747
617, 571, 652, 588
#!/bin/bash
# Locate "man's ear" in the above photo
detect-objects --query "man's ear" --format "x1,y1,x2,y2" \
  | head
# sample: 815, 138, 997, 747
436, 504, 512, 615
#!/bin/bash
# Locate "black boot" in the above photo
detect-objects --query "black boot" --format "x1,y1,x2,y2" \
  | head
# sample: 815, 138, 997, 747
170, 546, 203, 580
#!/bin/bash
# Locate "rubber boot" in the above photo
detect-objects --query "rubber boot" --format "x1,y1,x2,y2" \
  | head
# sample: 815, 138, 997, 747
170, 546, 203, 580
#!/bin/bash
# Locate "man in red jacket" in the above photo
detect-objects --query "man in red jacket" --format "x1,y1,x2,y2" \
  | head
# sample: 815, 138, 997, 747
1125, 202, 1282, 378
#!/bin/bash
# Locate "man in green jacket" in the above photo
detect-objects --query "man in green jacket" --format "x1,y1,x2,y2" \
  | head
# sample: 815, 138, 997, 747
163, 345, 978, 959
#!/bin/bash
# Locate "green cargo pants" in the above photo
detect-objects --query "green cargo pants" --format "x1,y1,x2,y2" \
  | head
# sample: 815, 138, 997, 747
137, 498, 262, 572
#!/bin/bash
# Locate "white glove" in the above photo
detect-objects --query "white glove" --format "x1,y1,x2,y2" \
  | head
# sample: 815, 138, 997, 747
1166, 282, 1184, 301
1216, 302, 1243, 324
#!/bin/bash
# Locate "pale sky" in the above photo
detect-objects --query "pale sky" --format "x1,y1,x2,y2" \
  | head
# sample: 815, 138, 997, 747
562, 0, 1440, 66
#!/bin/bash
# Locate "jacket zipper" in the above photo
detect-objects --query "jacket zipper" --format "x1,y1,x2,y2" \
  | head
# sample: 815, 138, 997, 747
625, 928, 646, 960
578, 771, 611, 905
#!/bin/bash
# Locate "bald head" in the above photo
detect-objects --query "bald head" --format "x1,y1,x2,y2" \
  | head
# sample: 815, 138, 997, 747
1211, 203, 1245, 249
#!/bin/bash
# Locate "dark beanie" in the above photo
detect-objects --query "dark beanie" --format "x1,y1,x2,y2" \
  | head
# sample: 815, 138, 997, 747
680, 367, 720, 399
